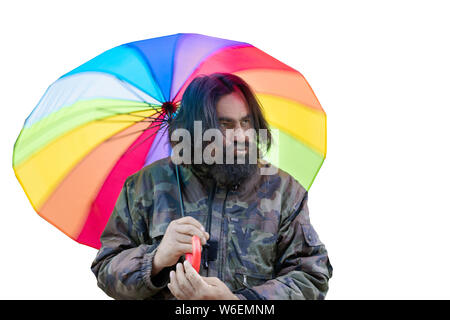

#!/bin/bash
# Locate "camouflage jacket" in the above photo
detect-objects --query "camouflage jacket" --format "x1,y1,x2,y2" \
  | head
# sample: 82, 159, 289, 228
91, 156, 333, 300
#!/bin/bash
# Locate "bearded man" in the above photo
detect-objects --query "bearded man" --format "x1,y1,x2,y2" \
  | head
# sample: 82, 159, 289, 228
91, 73, 333, 300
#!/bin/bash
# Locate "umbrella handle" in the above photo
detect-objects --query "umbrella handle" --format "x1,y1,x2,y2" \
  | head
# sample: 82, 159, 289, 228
185, 235, 201, 272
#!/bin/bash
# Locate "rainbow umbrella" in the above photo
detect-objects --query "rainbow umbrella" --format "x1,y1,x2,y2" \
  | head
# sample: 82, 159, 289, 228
13, 33, 326, 249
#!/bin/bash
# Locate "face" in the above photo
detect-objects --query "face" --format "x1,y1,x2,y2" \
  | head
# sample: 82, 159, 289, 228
190, 90, 258, 188
216, 91, 254, 159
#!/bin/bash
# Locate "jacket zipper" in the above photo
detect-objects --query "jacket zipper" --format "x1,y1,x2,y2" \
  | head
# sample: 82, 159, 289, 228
218, 188, 229, 280
204, 182, 217, 273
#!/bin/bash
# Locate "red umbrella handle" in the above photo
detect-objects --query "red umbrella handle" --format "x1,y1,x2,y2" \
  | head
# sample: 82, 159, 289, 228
185, 235, 201, 272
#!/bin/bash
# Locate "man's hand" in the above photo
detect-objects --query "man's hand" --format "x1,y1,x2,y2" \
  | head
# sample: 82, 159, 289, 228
152, 217, 209, 275
168, 260, 239, 300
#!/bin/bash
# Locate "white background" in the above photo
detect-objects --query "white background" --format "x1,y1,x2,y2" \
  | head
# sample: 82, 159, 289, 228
1, 0, 449, 299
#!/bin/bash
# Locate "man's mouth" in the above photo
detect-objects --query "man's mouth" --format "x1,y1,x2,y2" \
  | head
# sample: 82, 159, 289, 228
234, 146, 248, 154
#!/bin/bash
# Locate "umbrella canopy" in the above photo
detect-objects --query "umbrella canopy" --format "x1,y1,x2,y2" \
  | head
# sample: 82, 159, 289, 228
13, 33, 326, 249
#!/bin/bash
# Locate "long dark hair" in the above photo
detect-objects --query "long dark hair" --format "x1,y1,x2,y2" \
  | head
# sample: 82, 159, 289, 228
168, 72, 272, 162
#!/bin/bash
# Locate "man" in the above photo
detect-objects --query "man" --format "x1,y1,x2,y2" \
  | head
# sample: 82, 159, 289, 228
91, 73, 333, 300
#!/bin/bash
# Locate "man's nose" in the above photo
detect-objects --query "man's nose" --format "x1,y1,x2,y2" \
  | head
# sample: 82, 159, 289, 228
233, 126, 247, 144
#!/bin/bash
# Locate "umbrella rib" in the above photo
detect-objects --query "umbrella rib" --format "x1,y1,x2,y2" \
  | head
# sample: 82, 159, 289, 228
86, 111, 165, 128
102, 121, 166, 143
91, 107, 166, 124
94, 105, 162, 118
95, 109, 166, 123
34, 103, 159, 131
121, 122, 169, 156
95, 118, 163, 123
125, 43, 166, 103
23, 106, 161, 148
116, 78, 163, 111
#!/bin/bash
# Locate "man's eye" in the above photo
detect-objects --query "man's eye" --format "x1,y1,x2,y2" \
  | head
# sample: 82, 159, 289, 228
241, 119, 251, 127
220, 122, 233, 129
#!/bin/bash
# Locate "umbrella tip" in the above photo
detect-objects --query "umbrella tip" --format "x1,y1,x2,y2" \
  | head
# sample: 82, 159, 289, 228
162, 101, 176, 115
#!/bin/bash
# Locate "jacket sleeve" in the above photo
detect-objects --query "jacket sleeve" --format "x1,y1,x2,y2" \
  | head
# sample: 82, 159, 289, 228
234, 190, 333, 300
90, 176, 171, 300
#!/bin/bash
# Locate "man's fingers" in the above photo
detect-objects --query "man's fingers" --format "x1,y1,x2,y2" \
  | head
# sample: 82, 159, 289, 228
175, 233, 193, 244
175, 224, 208, 245
177, 216, 205, 232
184, 260, 207, 290
177, 217, 209, 240
177, 243, 192, 254
168, 270, 186, 300
175, 263, 194, 297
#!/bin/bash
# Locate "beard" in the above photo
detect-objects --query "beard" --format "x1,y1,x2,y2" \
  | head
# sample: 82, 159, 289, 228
190, 141, 259, 189
207, 158, 257, 189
